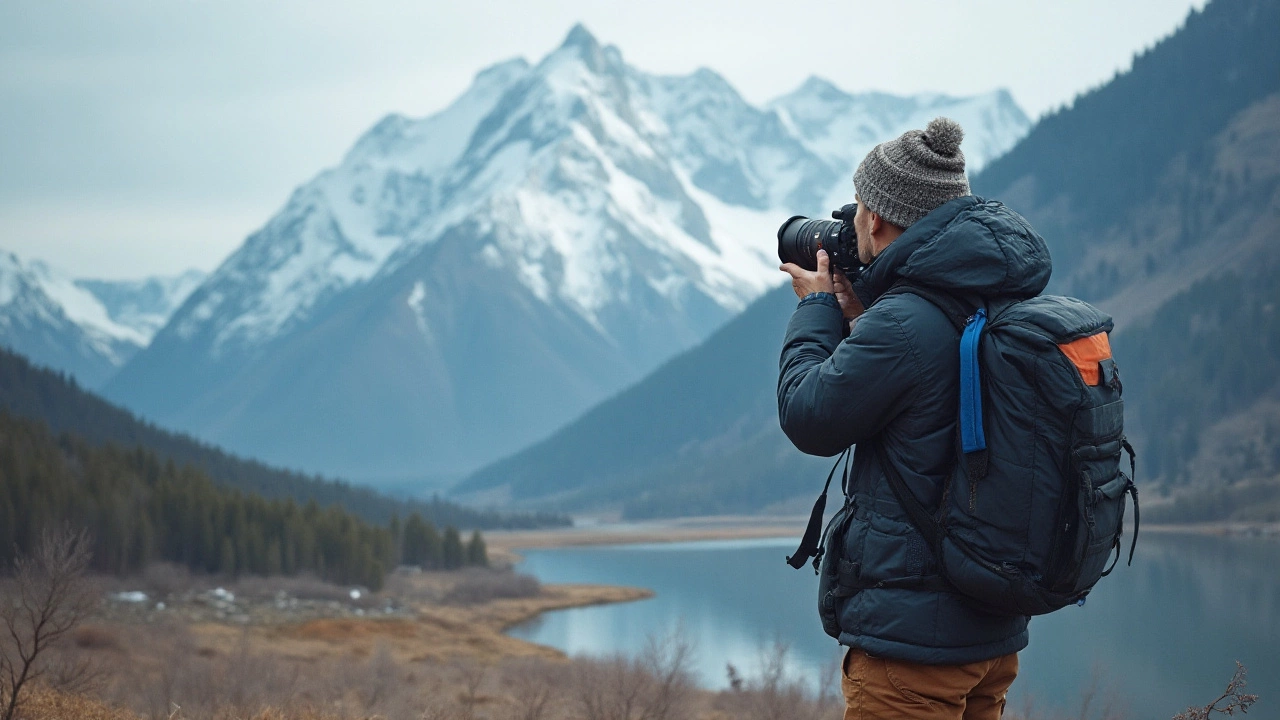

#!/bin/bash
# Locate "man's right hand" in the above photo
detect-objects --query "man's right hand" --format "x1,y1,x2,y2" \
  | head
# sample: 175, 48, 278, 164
832, 269, 865, 321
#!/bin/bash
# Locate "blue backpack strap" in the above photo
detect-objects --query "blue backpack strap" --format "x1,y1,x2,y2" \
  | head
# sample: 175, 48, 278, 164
881, 280, 989, 480
960, 310, 990, 480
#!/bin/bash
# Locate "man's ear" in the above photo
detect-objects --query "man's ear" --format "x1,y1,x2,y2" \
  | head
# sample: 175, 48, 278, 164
868, 210, 884, 237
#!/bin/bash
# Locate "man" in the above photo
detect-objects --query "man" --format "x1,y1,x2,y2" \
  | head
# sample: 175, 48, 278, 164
778, 117, 1051, 719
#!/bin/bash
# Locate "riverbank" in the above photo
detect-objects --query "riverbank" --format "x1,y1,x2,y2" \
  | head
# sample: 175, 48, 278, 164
484, 515, 807, 564
49, 568, 668, 718
43, 562, 844, 720
484, 515, 1280, 565
94, 568, 655, 665
238, 581, 654, 663
1142, 521, 1280, 536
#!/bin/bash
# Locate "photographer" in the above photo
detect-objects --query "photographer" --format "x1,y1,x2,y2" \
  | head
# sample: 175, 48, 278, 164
778, 118, 1050, 719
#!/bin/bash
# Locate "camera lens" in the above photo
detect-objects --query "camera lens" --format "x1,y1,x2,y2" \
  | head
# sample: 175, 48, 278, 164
778, 216, 842, 271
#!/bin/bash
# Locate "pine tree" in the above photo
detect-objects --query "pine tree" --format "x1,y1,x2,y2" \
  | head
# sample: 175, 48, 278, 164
442, 527, 464, 570
402, 513, 428, 567
423, 521, 443, 569
466, 530, 488, 567
219, 536, 237, 576
0, 411, 490, 588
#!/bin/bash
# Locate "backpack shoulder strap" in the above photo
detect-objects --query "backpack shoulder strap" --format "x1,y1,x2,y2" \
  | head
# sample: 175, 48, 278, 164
873, 440, 944, 557
785, 448, 851, 571
881, 280, 991, 480
881, 280, 972, 333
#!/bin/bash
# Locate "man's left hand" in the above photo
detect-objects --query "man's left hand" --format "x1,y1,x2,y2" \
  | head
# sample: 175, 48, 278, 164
781, 249, 836, 299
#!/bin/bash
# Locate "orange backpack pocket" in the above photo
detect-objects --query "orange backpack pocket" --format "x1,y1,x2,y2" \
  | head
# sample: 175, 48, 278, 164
1057, 333, 1112, 386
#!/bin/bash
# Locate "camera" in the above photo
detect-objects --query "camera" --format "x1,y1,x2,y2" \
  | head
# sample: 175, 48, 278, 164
777, 202, 863, 276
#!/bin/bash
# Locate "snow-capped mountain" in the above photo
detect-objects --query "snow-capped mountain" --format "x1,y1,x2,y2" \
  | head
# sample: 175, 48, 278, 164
0, 251, 147, 386
106, 25, 1030, 488
76, 269, 207, 342
770, 77, 1031, 210
0, 252, 206, 387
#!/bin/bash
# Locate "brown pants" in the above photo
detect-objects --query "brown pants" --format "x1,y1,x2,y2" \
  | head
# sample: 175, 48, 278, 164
841, 648, 1018, 720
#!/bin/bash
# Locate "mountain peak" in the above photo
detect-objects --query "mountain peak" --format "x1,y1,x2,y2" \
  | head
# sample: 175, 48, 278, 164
559, 23, 600, 53
108, 27, 1033, 482
795, 75, 844, 97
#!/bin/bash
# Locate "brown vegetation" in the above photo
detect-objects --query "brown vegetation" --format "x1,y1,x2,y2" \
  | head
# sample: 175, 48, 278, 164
1, 527, 98, 720
1172, 662, 1258, 720
0, 538, 1262, 720
716, 642, 841, 720
12, 685, 135, 720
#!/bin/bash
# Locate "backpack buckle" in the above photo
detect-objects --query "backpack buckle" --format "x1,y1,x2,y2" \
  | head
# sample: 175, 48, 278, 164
1099, 358, 1121, 390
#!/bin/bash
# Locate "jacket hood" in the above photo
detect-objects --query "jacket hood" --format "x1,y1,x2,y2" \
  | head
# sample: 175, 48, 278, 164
857, 196, 1052, 303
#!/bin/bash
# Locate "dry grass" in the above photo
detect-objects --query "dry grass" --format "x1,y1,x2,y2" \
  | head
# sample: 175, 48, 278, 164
714, 642, 842, 720
29, 569, 659, 720
442, 569, 541, 605
15, 685, 137, 720
10, 557, 1258, 720
44, 615, 839, 720
19, 624, 1262, 720
73, 626, 123, 651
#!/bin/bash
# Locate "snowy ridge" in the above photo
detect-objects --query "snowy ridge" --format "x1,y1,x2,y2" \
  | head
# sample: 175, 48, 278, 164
0, 250, 154, 386
0, 250, 207, 385
769, 77, 1031, 211
171, 27, 1029, 356
77, 269, 206, 341
208, 36, 995, 351
0, 251, 146, 352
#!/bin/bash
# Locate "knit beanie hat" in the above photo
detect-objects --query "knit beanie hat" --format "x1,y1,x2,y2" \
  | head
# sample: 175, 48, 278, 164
852, 117, 970, 229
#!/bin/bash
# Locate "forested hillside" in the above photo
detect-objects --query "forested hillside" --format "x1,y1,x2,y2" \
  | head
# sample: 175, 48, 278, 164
975, 0, 1278, 283
454, 0, 1280, 518
0, 412, 487, 589
973, 0, 1280, 493
0, 348, 566, 529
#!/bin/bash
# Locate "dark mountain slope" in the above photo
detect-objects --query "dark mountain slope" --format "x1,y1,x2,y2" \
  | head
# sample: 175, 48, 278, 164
0, 348, 564, 529
973, 0, 1280, 490
974, 0, 1280, 282
456, 285, 829, 516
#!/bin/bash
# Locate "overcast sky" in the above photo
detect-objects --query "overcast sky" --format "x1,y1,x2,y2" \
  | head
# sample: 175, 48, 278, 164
1, 0, 1208, 279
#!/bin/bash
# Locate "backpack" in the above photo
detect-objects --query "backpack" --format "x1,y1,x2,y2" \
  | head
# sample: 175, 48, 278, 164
787, 283, 1139, 618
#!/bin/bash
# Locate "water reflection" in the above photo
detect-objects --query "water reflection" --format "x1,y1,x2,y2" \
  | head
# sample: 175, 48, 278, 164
509, 534, 1278, 720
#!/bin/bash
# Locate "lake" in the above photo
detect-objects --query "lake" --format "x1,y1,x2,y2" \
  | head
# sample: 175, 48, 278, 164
509, 532, 1278, 720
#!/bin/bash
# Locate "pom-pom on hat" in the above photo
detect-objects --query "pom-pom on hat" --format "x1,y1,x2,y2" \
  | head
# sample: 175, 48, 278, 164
853, 116, 971, 229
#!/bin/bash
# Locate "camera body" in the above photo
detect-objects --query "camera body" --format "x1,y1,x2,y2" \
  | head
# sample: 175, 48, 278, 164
777, 202, 864, 276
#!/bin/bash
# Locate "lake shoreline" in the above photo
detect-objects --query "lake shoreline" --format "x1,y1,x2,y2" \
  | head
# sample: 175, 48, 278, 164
485, 515, 809, 565
1142, 521, 1280, 536
486, 515, 1280, 564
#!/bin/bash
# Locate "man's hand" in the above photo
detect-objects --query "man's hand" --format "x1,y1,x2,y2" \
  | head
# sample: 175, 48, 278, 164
780, 250, 865, 320
832, 268, 865, 320
780, 249, 836, 299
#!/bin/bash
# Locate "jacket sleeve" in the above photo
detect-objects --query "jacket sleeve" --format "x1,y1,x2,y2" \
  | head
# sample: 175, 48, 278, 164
777, 296, 920, 456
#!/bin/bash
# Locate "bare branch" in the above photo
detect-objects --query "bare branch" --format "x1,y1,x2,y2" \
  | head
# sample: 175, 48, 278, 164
1172, 662, 1259, 720
0, 526, 96, 720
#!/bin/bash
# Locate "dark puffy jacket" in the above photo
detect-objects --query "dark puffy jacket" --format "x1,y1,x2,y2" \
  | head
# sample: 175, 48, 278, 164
777, 195, 1051, 665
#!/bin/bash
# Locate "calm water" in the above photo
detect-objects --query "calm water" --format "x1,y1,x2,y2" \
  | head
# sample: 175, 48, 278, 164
509, 533, 1278, 720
